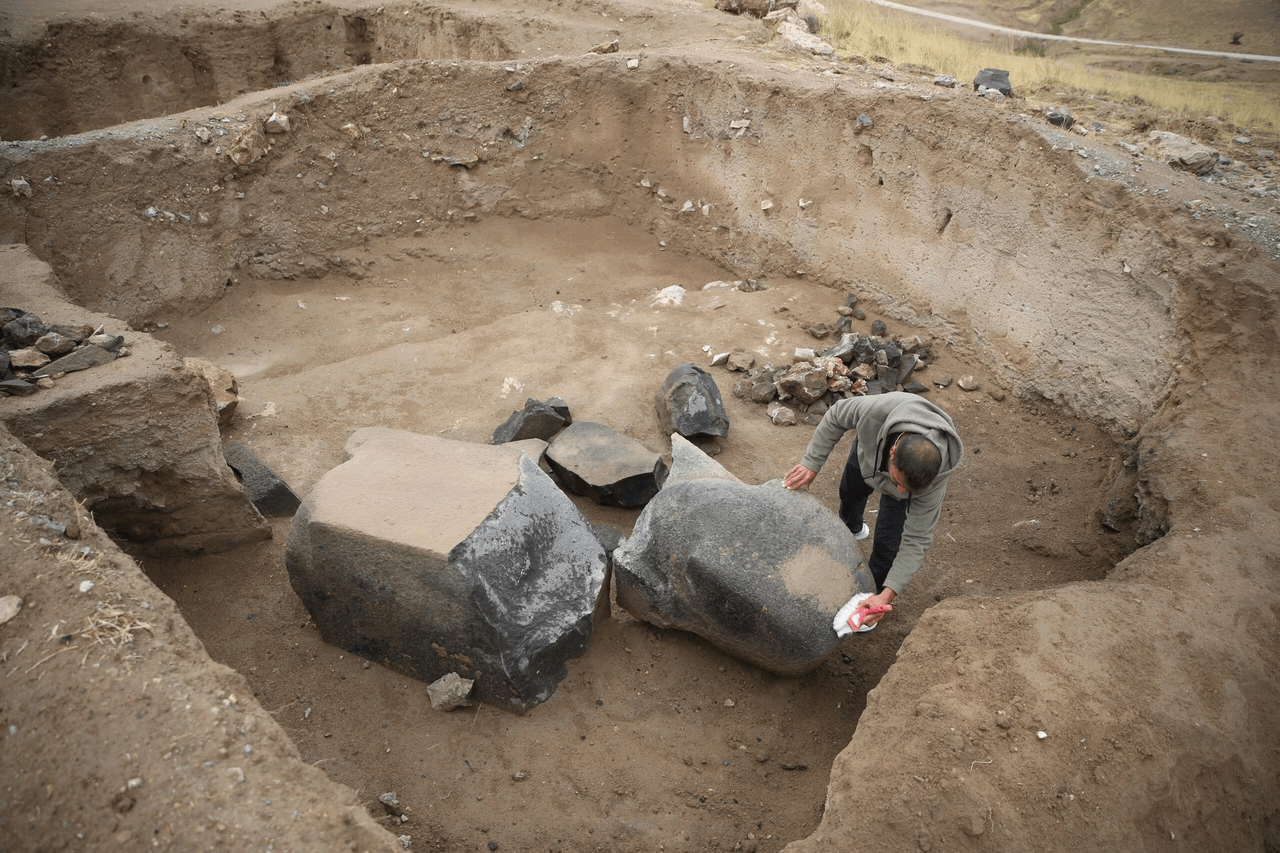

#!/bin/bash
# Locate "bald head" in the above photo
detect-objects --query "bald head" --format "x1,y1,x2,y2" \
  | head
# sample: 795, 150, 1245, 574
894, 434, 942, 493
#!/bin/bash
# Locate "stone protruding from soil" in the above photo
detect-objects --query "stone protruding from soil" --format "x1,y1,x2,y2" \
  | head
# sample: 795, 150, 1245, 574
655, 362, 730, 440
223, 441, 302, 517
613, 477, 875, 676
545, 421, 669, 508
491, 397, 568, 444
285, 427, 606, 713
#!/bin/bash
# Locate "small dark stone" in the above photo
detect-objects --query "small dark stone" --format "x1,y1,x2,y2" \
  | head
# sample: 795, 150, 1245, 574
870, 319, 886, 336
1045, 109, 1075, 129
876, 364, 900, 389
492, 398, 567, 444
488, 842, 499, 851
834, 314, 852, 334
0, 378, 36, 396
852, 308, 866, 321
972, 68, 1012, 96
844, 293, 859, 307
802, 323, 831, 340
903, 381, 929, 394
3, 312, 48, 348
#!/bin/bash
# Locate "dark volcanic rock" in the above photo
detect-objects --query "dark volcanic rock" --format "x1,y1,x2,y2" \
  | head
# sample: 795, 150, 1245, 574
285, 427, 606, 713
2, 312, 48, 348
973, 67, 1012, 96
492, 398, 567, 444
224, 441, 302, 517
613, 476, 875, 676
655, 363, 730, 440
545, 421, 669, 508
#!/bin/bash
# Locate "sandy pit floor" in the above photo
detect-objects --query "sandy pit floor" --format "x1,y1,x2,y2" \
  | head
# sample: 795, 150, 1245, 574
136, 215, 1120, 852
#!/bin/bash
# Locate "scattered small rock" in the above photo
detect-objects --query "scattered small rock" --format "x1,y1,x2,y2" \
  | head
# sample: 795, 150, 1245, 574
958, 375, 981, 391
264, 111, 292, 133
427, 672, 475, 711
0, 595, 22, 626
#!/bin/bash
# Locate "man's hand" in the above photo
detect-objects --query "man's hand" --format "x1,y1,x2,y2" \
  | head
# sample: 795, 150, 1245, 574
856, 588, 896, 627
783, 464, 817, 490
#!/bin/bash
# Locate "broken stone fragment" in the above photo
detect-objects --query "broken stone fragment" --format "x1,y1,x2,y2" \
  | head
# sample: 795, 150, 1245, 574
195, 127, 213, 143
0, 379, 36, 396
655, 363, 730, 440
34, 332, 76, 356
30, 344, 115, 378
587, 39, 619, 54
545, 421, 669, 508
958, 375, 981, 391
768, 402, 797, 425
972, 67, 1012, 96
491, 398, 567, 444
427, 672, 475, 711
223, 441, 302, 517
802, 323, 831, 339
8, 348, 50, 370
3, 312, 48, 347
10, 178, 33, 198
775, 363, 828, 405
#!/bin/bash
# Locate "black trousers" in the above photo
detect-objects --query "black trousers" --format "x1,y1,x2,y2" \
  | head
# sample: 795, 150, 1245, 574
838, 439, 909, 592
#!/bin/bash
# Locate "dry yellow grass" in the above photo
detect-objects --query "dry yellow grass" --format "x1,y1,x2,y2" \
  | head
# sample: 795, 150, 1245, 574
819, 0, 1280, 135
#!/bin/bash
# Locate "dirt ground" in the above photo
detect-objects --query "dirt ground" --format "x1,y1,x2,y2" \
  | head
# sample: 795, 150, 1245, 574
2, 1, 1279, 852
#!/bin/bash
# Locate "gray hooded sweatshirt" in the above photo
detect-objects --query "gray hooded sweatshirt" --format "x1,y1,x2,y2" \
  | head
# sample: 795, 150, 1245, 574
799, 392, 963, 594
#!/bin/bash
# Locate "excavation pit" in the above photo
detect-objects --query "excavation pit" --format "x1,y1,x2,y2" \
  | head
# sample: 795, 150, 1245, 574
3, 2, 1279, 851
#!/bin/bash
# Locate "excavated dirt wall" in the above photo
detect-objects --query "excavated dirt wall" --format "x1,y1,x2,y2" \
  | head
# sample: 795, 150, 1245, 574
2, 51, 1185, 434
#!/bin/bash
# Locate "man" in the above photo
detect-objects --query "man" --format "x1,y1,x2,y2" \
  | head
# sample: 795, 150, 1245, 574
783, 391, 963, 629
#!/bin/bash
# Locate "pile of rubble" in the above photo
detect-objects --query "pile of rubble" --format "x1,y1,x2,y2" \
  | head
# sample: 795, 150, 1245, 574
0, 308, 128, 397
717, 294, 971, 426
